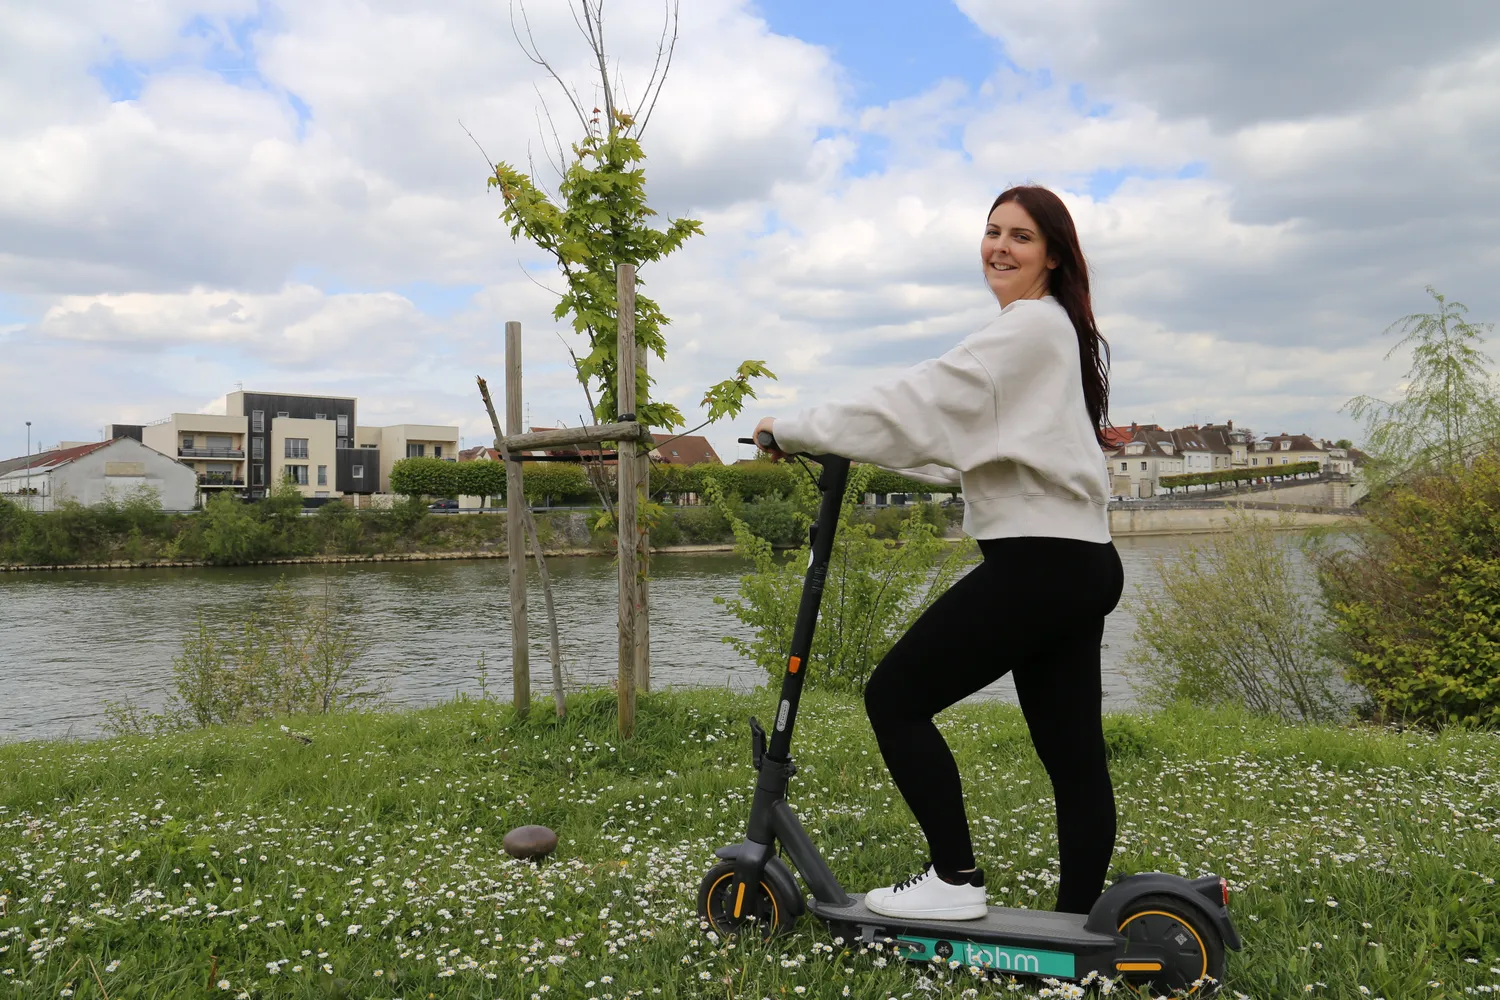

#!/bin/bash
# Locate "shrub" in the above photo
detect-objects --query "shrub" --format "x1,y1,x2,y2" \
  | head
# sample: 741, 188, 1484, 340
714, 468, 979, 694
104, 577, 379, 732
1308, 447, 1500, 728
198, 492, 270, 564
737, 495, 804, 546
1124, 505, 1355, 724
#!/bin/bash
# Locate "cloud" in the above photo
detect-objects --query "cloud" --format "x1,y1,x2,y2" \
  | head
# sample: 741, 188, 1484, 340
2, 0, 1498, 467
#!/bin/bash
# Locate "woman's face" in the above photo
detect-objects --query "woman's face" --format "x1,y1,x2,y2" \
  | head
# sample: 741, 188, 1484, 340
981, 200, 1058, 306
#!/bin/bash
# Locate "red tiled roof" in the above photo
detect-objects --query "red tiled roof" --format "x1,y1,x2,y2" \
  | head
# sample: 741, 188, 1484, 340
649, 434, 721, 466
3, 439, 114, 472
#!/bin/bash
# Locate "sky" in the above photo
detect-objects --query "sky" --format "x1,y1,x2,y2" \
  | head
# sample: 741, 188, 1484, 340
2, 0, 1498, 465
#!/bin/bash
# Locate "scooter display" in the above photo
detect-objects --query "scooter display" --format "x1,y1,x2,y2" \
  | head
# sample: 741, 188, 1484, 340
697, 433, 1241, 995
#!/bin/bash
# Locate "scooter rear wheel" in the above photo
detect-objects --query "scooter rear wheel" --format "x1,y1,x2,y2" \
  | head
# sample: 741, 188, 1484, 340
1115, 894, 1226, 996
697, 862, 796, 941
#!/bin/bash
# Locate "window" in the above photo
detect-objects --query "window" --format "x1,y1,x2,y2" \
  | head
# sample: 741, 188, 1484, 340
317, 465, 327, 486
1140, 462, 1147, 470
1281, 440, 1291, 450
407, 443, 425, 458
1119, 462, 1127, 472
285, 465, 308, 485
338, 438, 350, 449
252, 410, 264, 432
181, 436, 194, 450
251, 438, 264, 460
277, 411, 289, 418
315, 413, 326, 420
285, 438, 309, 459
433, 445, 443, 459
252, 466, 264, 486
337, 414, 349, 438
352, 465, 364, 480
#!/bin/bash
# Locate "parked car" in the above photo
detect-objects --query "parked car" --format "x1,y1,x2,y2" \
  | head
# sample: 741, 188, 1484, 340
940, 496, 965, 507
428, 498, 460, 512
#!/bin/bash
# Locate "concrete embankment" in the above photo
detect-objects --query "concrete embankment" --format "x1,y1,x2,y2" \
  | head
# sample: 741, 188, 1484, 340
1108, 500, 1361, 536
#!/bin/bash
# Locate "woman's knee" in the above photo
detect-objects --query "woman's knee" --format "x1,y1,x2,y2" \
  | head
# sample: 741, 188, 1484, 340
863, 665, 915, 729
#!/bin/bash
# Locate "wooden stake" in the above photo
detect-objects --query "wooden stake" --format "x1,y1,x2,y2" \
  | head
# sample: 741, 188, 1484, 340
635, 343, 650, 693
505, 320, 530, 717
616, 264, 638, 739
478, 374, 565, 719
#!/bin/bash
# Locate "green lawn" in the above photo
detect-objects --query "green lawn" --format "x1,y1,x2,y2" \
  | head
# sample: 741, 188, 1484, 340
1, 688, 1497, 999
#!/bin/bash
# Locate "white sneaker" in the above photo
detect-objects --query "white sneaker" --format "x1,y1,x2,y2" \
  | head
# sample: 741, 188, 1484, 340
864, 863, 988, 921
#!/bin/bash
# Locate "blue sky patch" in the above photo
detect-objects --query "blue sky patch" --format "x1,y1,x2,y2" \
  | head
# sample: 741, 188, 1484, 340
754, 0, 1002, 109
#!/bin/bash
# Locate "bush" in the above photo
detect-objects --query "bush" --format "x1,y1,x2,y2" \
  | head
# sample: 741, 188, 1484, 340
1124, 505, 1355, 724
673, 505, 732, 544
714, 468, 979, 694
104, 577, 379, 733
198, 492, 269, 564
1308, 448, 1500, 728
737, 495, 804, 546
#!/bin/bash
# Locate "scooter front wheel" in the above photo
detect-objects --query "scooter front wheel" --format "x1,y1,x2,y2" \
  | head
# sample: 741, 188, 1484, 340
1115, 894, 1226, 996
697, 862, 797, 941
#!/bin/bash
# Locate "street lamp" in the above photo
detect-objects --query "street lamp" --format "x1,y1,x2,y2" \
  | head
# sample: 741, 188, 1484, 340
24, 421, 32, 510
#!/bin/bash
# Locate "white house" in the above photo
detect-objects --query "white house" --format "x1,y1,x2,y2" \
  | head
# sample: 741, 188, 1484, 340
0, 437, 198, 511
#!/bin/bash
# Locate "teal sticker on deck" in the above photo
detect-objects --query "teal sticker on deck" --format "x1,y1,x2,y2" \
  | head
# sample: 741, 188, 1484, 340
895, 936, 1075, 977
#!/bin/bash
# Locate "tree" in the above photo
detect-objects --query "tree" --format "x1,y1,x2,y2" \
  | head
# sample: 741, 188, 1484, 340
1343, 287, 1500, 494
488, 0, 774, 443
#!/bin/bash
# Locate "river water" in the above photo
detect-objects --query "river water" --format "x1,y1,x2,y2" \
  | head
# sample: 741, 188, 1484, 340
0, 533, 1333, 742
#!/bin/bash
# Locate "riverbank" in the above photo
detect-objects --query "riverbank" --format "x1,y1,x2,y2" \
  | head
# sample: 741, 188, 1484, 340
0, 688, 1494, 998
0, 503, 1360, 572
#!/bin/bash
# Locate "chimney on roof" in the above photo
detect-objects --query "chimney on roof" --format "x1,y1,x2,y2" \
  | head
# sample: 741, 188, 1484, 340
1226, 420, 1233, 430
1130, 421, 1138, 431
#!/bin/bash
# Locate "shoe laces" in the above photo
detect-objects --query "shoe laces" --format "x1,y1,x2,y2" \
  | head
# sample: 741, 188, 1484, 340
892, 865, 934, 893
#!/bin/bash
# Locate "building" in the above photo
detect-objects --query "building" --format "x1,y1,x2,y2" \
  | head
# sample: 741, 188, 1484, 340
0, 437, 197, 511
356, 424, 460, 496
113, 391, 459, 501
1251, 432, 1327, 471
648, 434, 721, 466
114, 414, 250, 497
1107, 423, 1185, 499
1189, 421, 1252, 469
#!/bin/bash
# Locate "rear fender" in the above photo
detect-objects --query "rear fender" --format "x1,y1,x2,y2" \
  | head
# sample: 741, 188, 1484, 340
1087, 872, 1242, 952
713, 845, 806, 918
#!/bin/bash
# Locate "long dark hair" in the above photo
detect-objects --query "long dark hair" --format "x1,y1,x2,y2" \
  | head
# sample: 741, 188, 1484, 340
990, 185, 1112, 448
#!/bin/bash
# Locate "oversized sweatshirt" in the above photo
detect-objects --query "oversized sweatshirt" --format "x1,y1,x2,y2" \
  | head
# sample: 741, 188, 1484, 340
772, 296, 1112, 543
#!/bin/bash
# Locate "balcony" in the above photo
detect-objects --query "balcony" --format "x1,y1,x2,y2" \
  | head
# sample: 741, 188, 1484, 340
180, 447, 245, 459
198, 473, 245, 487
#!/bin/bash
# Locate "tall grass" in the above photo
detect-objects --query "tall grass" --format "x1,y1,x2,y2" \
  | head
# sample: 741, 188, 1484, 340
1, 688, 1496, 998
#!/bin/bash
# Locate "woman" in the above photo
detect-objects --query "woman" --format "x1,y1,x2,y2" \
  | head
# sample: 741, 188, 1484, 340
752, 185, 1124, 922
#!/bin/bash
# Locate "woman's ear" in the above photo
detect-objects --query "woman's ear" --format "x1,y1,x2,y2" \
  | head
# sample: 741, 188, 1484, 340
1046, 254, 1060, 270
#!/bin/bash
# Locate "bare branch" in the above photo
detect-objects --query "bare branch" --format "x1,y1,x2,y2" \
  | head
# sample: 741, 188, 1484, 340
635, 0, 680, 138
533, 92, 571, 182
511, 0, 591, 134
579, 0, 616, 126
458, 118, 498, 174
517, 259, 565, 299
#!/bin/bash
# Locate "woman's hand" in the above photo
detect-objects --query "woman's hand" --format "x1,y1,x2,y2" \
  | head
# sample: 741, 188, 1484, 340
752, 416, 787, 461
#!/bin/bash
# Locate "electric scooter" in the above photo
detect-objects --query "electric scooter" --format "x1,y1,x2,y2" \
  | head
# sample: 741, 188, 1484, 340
697, 433, 1242, 995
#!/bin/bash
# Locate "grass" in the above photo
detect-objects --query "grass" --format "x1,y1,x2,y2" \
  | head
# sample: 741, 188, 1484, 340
0, 688, 1497, 999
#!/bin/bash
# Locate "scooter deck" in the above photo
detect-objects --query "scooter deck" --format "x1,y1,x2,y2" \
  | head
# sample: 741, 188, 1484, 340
807, 893, 1119, 951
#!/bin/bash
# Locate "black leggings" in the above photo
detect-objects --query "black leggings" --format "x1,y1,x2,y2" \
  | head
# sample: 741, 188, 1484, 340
863, 535, 1125, 914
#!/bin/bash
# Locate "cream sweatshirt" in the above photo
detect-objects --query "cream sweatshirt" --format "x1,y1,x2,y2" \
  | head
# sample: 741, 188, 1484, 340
771, 296, 1112, 543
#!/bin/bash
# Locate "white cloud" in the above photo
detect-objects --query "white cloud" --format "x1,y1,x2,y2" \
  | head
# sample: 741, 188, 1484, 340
2, 0, 1497, 466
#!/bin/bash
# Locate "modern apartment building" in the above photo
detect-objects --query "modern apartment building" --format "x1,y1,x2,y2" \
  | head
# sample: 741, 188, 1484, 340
113, 391, 459, 501
357, 423, 460, 494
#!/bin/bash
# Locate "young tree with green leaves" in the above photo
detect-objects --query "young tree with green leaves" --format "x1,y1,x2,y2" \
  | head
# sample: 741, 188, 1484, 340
489, 0, 774, 449
1343, 287, 1500, 493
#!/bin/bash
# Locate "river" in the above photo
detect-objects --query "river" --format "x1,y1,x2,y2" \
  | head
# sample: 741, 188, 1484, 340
0, 532, 1335, 742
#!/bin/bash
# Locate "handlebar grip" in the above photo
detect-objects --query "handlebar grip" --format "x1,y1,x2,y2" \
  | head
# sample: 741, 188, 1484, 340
737, 433, 782, 451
